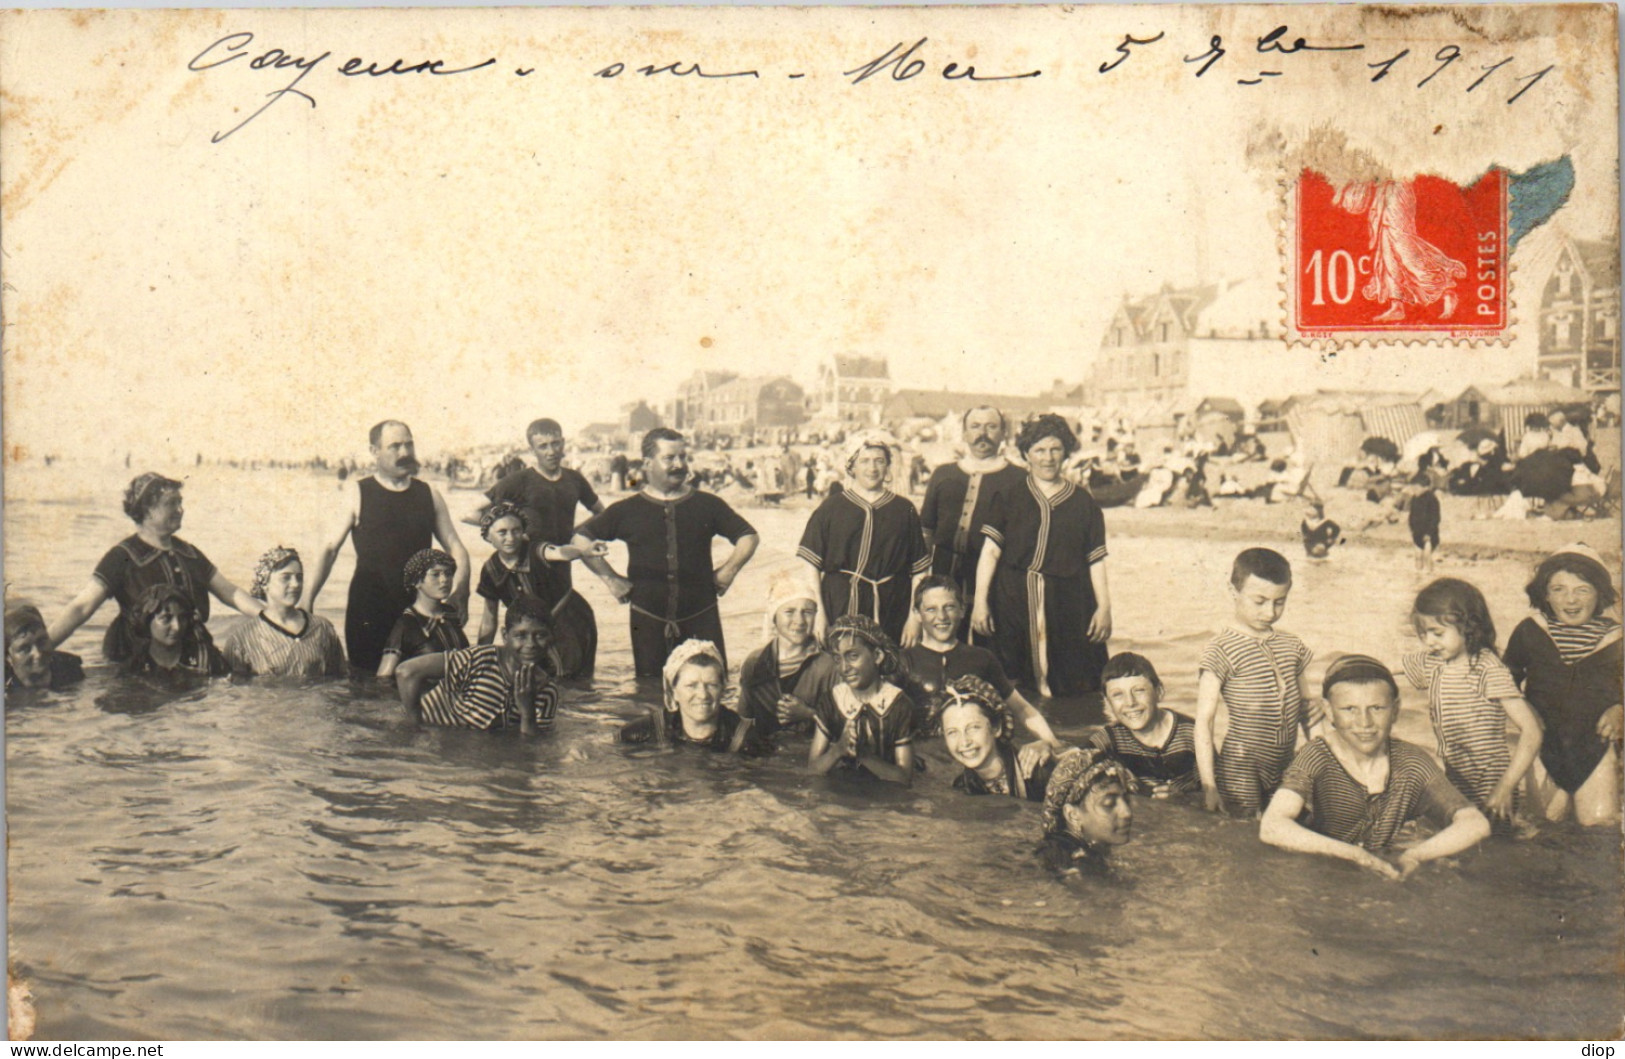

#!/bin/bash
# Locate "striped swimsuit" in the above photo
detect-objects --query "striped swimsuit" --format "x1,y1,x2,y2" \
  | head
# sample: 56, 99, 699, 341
418, 645, 560, 731
1200, 627, 1312, 814
1280, 738, 1471, 851
1403, 650, 1520, 810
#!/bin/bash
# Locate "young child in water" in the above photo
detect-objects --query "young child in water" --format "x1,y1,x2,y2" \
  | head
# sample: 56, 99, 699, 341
4, 600, 83, 691
940, 675, 1056, 800
121, 584, 228, 677
904, 576, 1061, 753
1505, 545, 1623, 827
1037, 747, 1136, 875
1299, 502, 1341, 560
808, 614, 917, 784
474, 501, 607, 678
1195, 547, 1317, 817
379, 549, 469, 680
619, 639, 761, 753
1088, 652, 1198, 798
1403, 578, 1542, 827
398, 595, 560, 733
1406, 472, 1441, 576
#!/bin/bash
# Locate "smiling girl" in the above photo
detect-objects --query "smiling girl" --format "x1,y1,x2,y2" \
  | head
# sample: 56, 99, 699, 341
1505, 545, 1622, 826
1402, 578, 1542, 826
940, 676, 1055, 800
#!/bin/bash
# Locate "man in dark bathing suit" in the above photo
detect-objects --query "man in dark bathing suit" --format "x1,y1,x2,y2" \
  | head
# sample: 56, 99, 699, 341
302, 420, 472, 674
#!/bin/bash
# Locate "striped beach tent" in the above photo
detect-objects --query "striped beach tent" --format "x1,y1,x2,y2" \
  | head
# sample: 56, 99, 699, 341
1359, 403, 1426, 447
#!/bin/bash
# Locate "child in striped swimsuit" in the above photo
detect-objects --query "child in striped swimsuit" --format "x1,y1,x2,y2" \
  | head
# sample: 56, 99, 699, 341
1196, 548, 1317, 817
1089, 652, 1199, 798
1403, 578, 1542, 827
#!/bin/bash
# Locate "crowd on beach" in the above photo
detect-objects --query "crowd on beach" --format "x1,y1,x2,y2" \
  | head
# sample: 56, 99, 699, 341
7, 408, 1621, 879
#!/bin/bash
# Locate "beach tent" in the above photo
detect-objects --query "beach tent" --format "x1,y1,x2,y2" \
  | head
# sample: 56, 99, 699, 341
1358, 403, 1426, 447
1282, 391, 1424, 468
1472, 378, 1594, 451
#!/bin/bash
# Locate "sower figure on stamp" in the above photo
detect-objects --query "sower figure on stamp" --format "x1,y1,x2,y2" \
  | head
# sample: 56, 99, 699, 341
302, 420, 472, 674
467, 417, 606, 677
909, 405, 1027, 647
573, 428, 760, 679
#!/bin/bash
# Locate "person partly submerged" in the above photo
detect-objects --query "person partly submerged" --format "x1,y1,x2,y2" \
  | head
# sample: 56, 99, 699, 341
1261, 654, 1490, 879
618, 639, 763, 753
1037, 747, 1136, 876
941, 675, 1059, 800
5, 600, 84, 692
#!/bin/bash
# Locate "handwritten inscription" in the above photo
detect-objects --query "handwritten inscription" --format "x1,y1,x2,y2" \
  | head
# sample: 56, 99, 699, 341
188, 32, 495, 142
185, 25, 1561, 143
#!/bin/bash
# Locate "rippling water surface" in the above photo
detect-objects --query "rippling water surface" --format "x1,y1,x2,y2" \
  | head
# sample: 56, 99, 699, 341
6, 464, 1622, 1039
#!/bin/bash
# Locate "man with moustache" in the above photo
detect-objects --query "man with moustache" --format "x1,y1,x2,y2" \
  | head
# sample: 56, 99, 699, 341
912, 406, 1027, 644
304, 420, 472, 673
573, 428, 759, 678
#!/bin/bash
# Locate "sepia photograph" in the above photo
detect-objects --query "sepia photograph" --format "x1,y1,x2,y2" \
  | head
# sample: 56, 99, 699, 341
1, 3, 1621, 1040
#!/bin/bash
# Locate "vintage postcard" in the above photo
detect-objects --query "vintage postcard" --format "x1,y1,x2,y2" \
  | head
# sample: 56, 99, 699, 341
2, 4, 1620, 1042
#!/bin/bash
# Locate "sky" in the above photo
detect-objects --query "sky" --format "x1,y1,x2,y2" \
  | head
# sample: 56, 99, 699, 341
1, 5, 1616, 463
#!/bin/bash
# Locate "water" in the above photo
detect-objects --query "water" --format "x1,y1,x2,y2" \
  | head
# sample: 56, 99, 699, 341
6, 463, 1622, 1039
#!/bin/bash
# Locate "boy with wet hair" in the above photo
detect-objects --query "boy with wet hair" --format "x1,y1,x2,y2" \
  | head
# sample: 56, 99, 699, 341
1195, 547, 1317, 816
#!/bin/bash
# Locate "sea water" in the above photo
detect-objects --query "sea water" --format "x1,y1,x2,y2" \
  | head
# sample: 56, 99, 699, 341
5, 463, 1621, 1039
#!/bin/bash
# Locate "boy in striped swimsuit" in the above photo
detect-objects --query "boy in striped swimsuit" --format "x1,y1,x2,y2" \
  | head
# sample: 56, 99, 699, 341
1196, 548, 1317, 816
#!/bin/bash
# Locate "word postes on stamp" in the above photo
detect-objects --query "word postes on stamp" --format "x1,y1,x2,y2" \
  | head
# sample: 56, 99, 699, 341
1289, 168, 1508, 344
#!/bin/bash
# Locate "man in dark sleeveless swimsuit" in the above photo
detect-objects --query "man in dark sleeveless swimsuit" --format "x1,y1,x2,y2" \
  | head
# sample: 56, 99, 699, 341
303, 420, 472, 673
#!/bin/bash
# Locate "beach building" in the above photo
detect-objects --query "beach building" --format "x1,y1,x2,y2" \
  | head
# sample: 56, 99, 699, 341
622, 400, 662, 436
695, 376, 808, 437
1092, 276, 1532, 428
809, 355, 893, 428
881, 388, 1054, 425
663, 370, 738, 431
1535, 234, 1620, 395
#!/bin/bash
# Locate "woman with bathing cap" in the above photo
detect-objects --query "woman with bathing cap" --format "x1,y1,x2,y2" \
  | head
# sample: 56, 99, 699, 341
1261, 654, 1490, 880
736, 568, 839, 739
1504, 544, 1623, 826
797, 430, 930, 644
48, 473, 262, 662
1037, 747, 1136, 875
221, 547, 347, 678
973, 414, 1112, 698
619, 639, 763, 752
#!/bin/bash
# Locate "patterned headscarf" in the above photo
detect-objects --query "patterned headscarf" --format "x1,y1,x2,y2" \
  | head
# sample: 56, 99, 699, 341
824, 613, 903, 681
250, 546, 301, 601
479, 501, 531, 542
662, 639, 729, 713
402, 548, 457, 590
939, 675, 1015, 743
841, 430, 901, 476
1041, 747, 1136, 836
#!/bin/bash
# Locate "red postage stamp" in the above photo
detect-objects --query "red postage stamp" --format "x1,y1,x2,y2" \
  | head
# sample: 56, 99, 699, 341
1288, 168, 1509, 343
